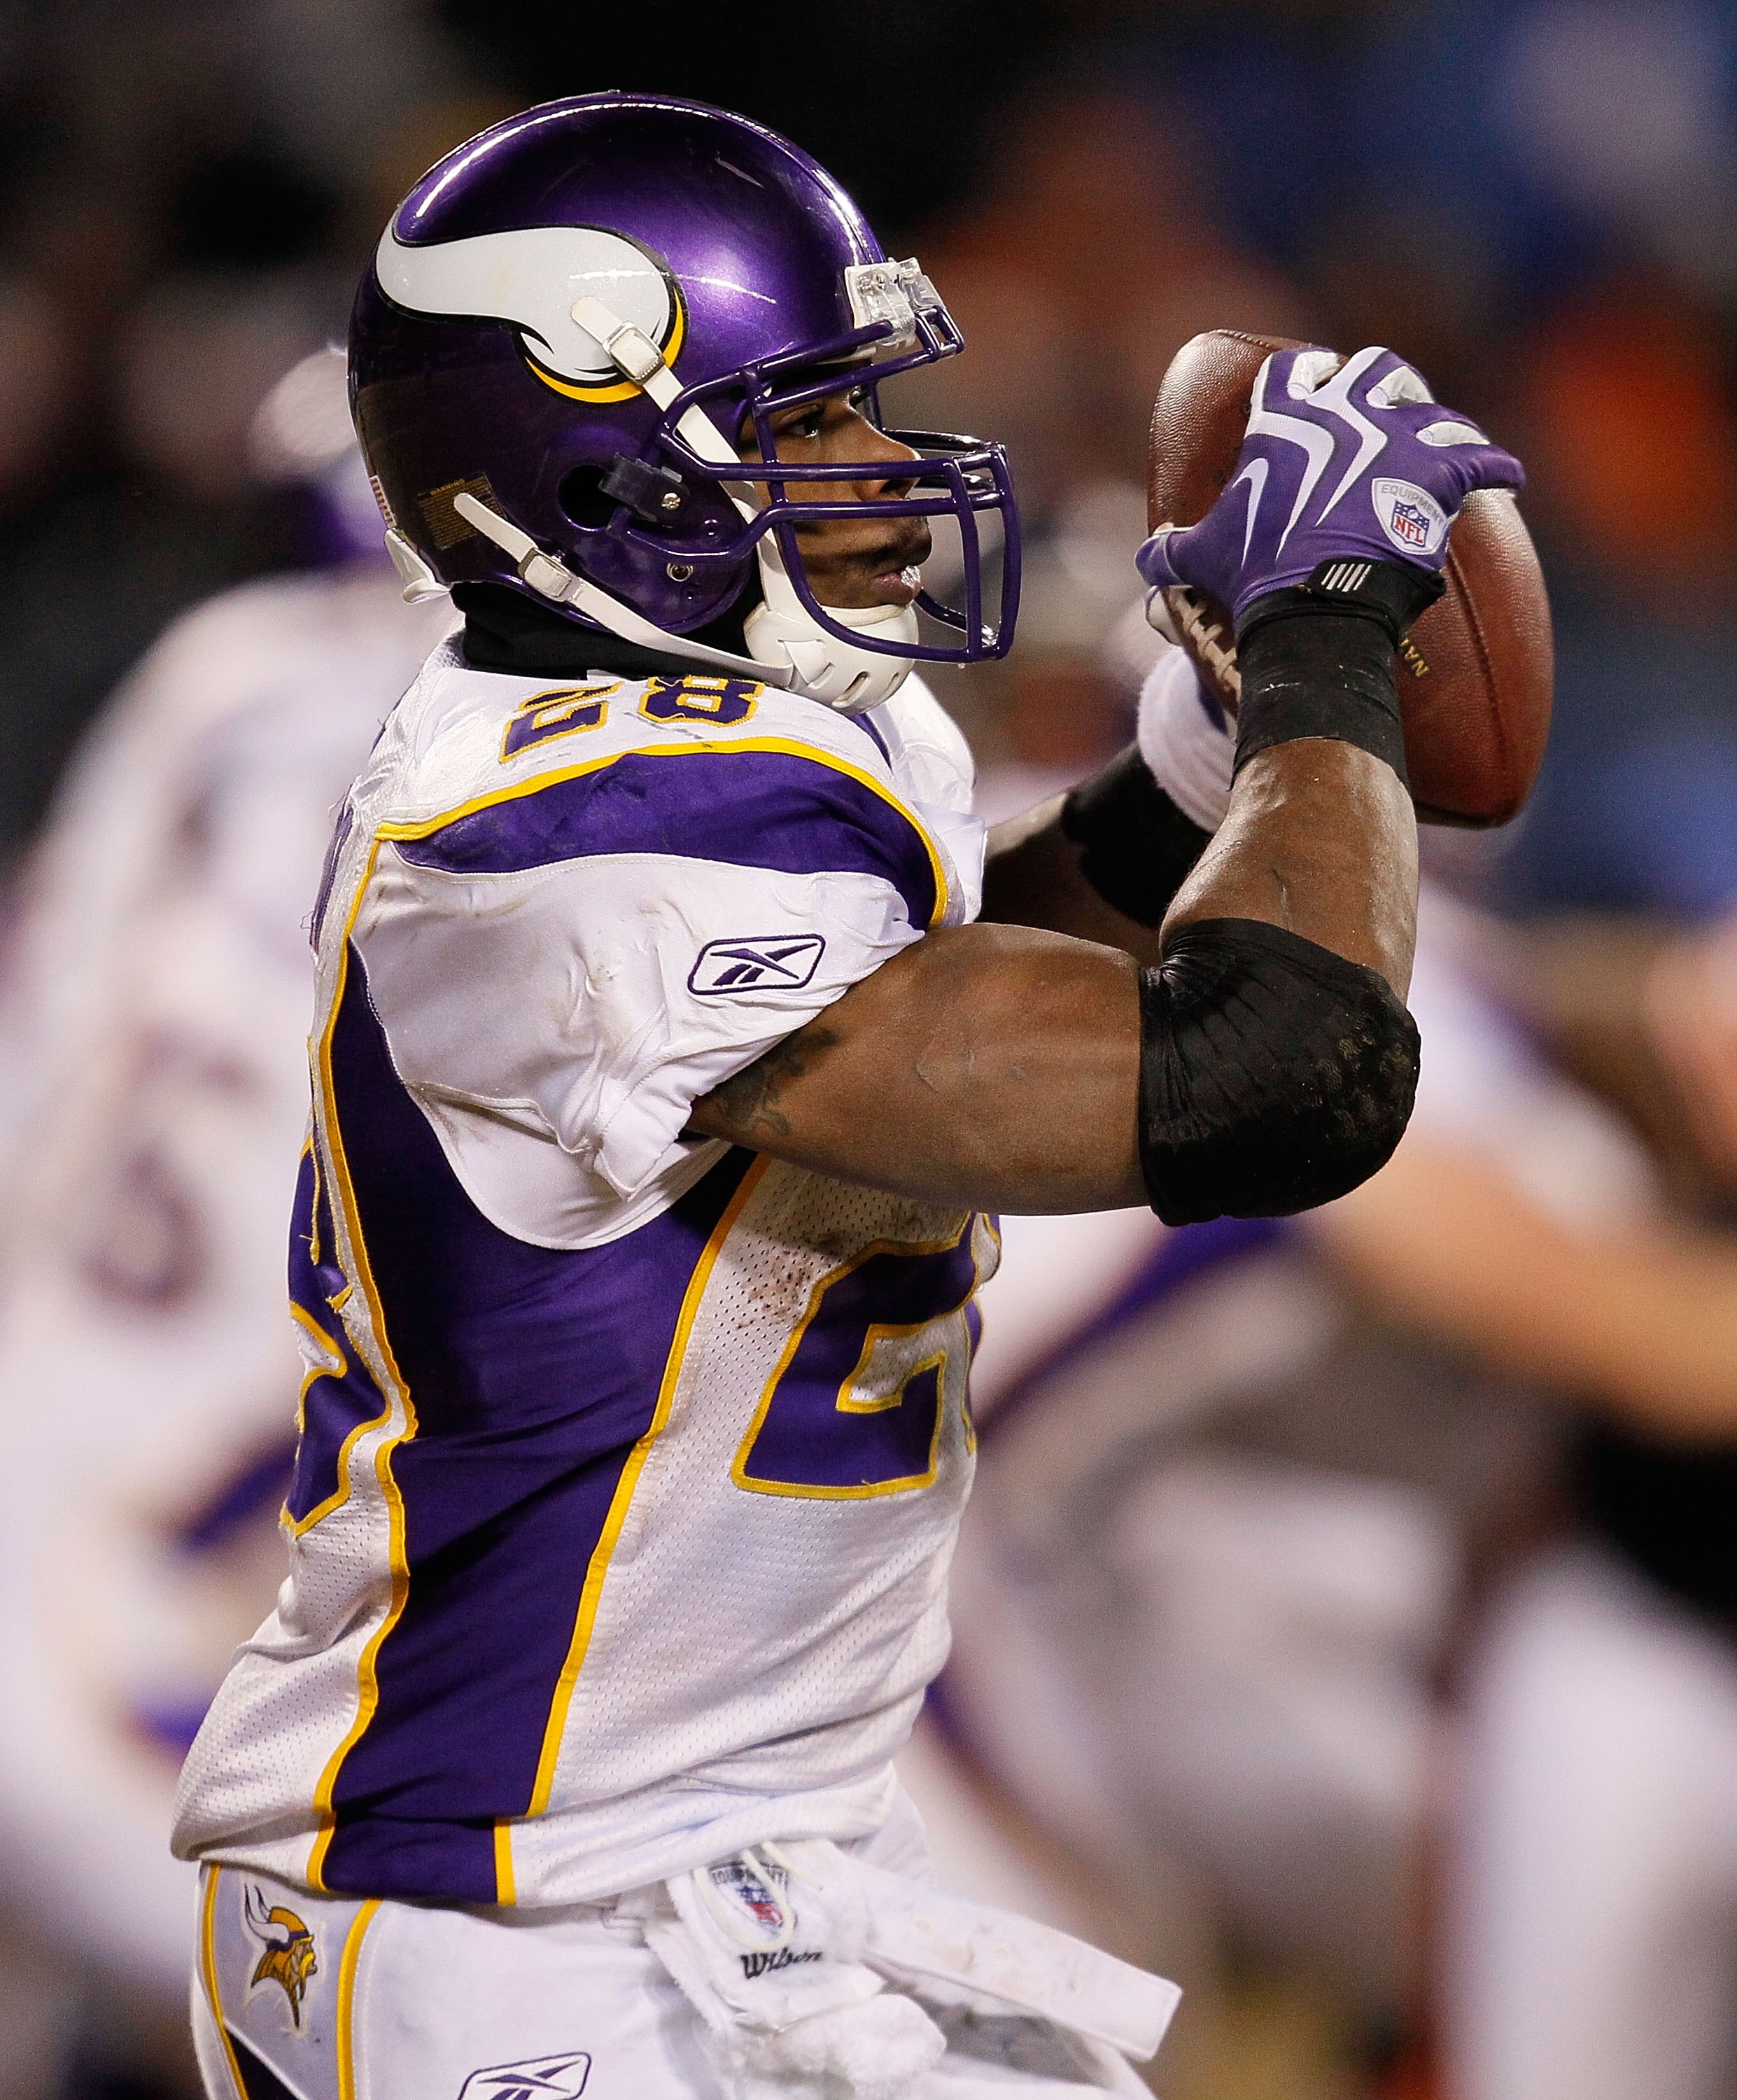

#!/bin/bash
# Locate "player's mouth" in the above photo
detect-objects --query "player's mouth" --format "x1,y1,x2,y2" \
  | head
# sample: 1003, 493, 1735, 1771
859, 526, 931, 607
868, 563, 923, 608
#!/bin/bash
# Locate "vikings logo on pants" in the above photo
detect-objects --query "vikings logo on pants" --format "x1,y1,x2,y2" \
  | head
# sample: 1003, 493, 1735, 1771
243, 1883, 318, 2026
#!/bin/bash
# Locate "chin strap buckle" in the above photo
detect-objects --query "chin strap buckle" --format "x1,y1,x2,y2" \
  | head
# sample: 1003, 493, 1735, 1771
571, 296, 679, 404
453, 491, 579, 604
520, 550, 578, 601
570, 294, 747, 498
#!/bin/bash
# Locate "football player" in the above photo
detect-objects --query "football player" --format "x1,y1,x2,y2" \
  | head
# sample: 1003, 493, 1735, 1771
172, 94, 1523, 2100
0, 351, 449, 1985
0, 351, 449, 2086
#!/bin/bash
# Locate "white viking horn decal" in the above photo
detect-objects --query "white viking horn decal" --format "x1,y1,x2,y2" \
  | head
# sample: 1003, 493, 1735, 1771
375, 222, 680, 390
242, 1882, 275, 1938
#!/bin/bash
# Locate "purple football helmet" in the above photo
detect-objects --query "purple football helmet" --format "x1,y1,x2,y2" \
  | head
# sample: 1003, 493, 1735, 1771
350, 93, 1020, 711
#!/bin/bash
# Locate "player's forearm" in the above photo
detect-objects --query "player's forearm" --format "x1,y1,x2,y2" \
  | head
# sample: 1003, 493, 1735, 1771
1163, 740, 1418, 997
1318, 1140, 1737, 1441
692, 895, 1418, 1223
985, 734, 1419, 997
980, 629, 1416, 997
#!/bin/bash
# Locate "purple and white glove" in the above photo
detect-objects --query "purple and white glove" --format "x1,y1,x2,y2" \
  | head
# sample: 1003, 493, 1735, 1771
1137, 345, 1525, 630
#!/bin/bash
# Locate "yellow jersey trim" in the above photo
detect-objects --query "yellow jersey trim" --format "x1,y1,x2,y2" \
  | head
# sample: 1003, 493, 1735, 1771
335, 1897, 381, 2100
377, 736, 950, 930
306, 839, 420, 1892
303, 1137, 321, 1266
198, 1867, 247, 2100
286, 1302, 367, 1537
493, 1820, 516, 1907
286, 1138, 374, 1536
289, 1301, 347, 1435
525, 1153, 771, 1817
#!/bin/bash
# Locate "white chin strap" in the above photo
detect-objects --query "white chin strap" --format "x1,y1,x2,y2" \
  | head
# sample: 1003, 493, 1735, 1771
744, 533, 919, 713
416, 293, 917, 716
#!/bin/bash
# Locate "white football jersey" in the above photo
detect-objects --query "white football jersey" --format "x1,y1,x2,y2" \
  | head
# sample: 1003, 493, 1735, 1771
173, 641, 1000, 1908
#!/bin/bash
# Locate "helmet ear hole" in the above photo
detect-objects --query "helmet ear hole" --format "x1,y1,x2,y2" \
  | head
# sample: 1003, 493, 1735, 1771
558, 465, 617, 531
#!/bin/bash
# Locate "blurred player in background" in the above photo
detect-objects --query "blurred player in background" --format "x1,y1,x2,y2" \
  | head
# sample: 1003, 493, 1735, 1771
0, 349, 451, 2096
1414, 903, 1737, 2100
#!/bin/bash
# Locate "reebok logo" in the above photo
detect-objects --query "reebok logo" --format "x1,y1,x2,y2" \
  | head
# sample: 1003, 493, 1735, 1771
458, 2054, 591, 2100
689, 934, 826, 997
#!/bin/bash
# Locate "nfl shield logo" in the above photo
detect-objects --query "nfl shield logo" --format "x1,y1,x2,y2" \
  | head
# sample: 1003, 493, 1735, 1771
707, 1857, 791, 1938
1390, 500, 1431, 548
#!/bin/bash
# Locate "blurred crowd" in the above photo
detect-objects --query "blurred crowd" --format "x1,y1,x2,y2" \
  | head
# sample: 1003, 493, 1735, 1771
2, 3, 1737, 2098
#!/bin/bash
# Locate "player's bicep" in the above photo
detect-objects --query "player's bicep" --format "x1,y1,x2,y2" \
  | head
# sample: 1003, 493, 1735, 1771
689, 922, 1148, 1214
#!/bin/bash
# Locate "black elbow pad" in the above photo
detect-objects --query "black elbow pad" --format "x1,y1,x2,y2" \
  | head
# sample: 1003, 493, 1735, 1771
1138, 918, 1420, 1226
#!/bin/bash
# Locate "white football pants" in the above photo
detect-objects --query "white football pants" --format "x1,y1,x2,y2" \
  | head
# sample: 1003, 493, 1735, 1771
1445, 1542, 1737, 2100
190, 1840, 1153, 2100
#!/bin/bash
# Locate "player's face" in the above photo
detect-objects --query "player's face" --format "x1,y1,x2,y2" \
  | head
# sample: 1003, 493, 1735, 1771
740, 382, 930, 610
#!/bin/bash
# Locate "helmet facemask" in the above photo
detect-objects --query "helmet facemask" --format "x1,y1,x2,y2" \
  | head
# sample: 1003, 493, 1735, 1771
657, 266, 1020, 710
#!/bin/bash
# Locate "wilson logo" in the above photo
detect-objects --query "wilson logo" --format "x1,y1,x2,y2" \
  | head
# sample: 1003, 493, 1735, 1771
689, 934, 826, 997
741, 1947, 823, 1980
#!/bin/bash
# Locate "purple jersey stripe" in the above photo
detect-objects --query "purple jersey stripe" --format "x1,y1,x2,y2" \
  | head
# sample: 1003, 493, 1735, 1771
286, 1147, 391, 1530
393, 747, 941, 930
312, 1811, 498, 1910
314, 946, 754, 1903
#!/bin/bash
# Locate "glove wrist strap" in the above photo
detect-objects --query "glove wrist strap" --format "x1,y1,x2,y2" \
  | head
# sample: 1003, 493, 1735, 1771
1235, 556, 1446, 650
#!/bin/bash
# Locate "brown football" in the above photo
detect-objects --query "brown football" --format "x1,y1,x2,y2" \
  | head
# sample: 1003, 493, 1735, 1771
1147, 329, 1554, 827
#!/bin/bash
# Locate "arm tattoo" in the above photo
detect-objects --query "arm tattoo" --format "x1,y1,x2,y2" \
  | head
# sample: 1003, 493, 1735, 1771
700, 1023, 838, 1143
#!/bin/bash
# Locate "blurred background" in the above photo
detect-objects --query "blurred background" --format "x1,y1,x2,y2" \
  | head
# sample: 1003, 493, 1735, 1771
1, 2, 1737, 2096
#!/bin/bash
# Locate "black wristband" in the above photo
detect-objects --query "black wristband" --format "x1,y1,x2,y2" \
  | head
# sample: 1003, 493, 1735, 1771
1230, 557, 1444, 784
1060, 746, 1214, 930
1233, 610, 1407, 783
